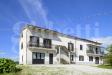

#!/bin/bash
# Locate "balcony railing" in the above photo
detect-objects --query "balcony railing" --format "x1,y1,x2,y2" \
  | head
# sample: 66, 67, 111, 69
29, 42, 39, 47
86, 50, 104, 56
28, 42, 56, 50
86, 50, 94, 54
87, 44, 104, 55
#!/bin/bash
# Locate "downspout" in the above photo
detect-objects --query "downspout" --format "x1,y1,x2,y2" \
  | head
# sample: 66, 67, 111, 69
26, 29, 27, 64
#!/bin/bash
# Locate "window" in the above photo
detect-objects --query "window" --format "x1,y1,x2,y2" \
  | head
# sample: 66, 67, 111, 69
21, 43, 23, 49
43, 39, 52, 48
37, 53, 40, 59
32, 52, 37, 59
79, 55, 84, 61
29, 36, 39, 47
32, 52, 45, 60
96, 47, 99, 54
89, 56, 93, 61
80, 45, 83, 50
41, 53, 45, 59
32, 52, 45, 64
68, 43, 74, 51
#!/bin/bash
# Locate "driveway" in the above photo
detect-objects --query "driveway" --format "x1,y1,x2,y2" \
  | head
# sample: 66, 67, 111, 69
66, 65, 112, 75
28, 64, 112, 75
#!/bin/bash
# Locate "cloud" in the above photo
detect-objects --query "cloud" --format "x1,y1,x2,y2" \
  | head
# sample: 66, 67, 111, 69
92, 36, 112, 47
18, 0, 53, 27
10, 0, 55, 60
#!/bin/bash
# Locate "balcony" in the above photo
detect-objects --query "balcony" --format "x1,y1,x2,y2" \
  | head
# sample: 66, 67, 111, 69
86, 50, 94, 54
86, 50, 103, 56
28, 42, 56, 51
86, 44, 104, 56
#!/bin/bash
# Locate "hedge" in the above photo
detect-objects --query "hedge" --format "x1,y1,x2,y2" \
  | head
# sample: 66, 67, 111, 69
0, 58, 18, 73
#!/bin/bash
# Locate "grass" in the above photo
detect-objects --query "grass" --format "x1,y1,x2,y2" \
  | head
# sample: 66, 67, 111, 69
1, 65, 112, 75
0, 65, 70, 75
97, 64, 112, 69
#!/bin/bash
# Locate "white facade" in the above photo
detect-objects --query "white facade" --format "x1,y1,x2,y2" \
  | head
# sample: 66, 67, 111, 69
19, 25, 104, 65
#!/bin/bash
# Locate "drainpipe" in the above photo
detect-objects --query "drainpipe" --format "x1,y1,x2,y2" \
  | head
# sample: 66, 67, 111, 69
26, 29, 27, 64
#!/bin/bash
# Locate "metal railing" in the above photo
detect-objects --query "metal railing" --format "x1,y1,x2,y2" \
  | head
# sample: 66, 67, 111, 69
86, 50, 94, 54
86, 49, 104, 55
28, 42, 56, 50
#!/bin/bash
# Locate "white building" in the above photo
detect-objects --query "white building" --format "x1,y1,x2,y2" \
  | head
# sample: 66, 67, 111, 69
19, 25, 104, 65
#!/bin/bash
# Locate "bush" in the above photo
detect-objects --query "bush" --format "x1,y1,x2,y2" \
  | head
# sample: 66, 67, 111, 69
104, 44, 112, 66
0, 58, 19, 73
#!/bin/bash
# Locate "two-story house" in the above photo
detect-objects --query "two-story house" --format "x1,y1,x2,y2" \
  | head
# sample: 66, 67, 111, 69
19, 25, 104, 65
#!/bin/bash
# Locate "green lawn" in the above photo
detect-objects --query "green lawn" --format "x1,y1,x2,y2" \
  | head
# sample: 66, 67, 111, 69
1, 65, 112, 75
97, 65, 112, 69
0, 66, 69, 75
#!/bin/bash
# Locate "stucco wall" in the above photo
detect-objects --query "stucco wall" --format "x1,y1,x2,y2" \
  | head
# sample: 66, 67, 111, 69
19, 28, 103, 65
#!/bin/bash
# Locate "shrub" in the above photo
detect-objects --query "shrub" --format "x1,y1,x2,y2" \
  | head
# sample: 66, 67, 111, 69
104, 44, 112, 66
0, 58, 18, 73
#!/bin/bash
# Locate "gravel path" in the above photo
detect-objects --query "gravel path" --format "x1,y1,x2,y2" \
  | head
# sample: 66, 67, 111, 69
66, 65, 112, 75
28, 64, 112, 75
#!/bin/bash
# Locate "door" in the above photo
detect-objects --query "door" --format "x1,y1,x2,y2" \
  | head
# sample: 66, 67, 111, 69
49, 53, 53, 64
32, 52, 45, 64
95, 57, 99, 64
70, 55, 74, 63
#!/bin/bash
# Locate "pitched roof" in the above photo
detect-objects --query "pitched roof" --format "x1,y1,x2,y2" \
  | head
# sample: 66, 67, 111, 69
23, 24, 102, 45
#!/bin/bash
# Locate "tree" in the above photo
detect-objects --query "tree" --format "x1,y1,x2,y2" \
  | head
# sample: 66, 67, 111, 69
104, 44, 112, 66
